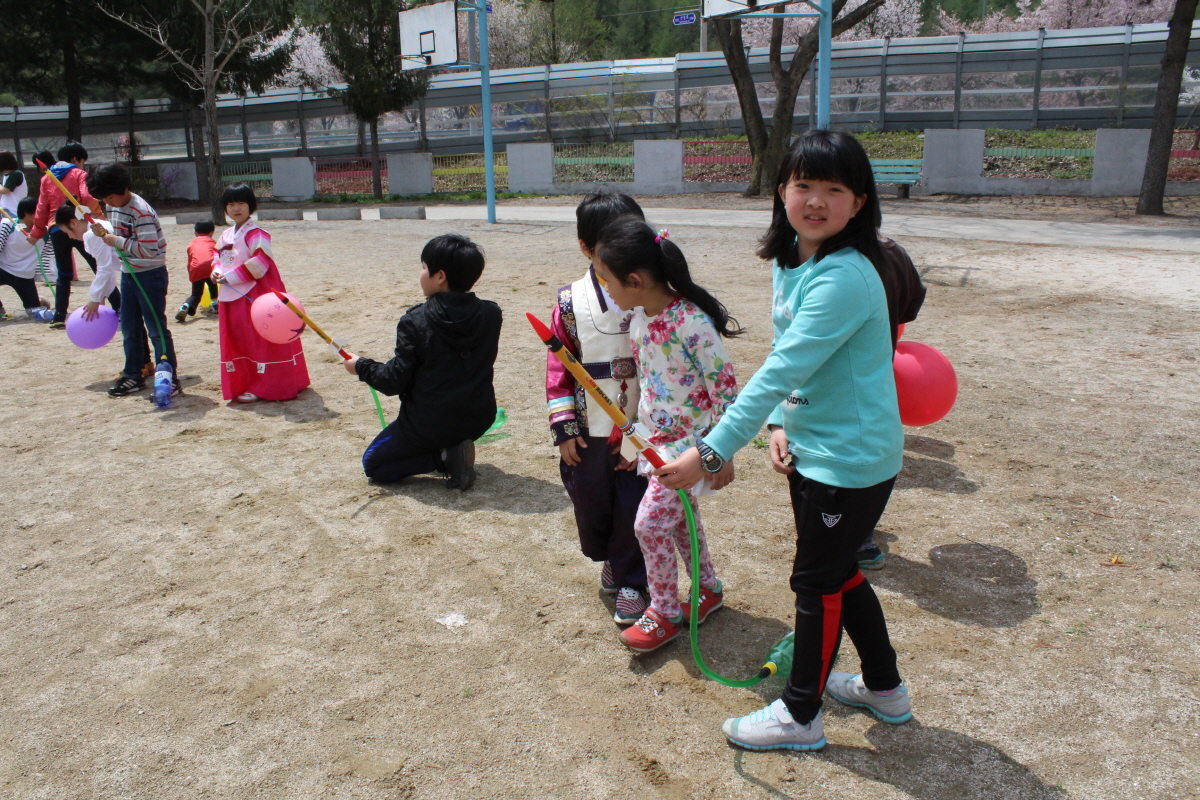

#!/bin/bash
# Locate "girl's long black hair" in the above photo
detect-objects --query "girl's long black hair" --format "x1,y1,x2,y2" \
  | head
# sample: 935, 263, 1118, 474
757, 129, 885, 276
596, 215, 743, 338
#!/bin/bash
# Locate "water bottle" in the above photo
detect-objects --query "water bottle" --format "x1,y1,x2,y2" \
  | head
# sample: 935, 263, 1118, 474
153, 360, 173, 409
762, 632, 795, 678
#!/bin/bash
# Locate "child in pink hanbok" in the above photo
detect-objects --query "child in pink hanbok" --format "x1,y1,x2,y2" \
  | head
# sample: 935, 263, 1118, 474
212, 184, 310, 403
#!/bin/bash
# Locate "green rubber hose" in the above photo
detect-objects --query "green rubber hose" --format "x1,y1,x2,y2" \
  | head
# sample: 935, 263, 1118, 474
117, 251, 169, 362
370, 387, 386, 429
679, 488, 769, 687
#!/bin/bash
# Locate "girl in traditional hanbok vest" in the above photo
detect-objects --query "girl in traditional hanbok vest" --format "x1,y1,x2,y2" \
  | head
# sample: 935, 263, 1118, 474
212, 184, 310, 403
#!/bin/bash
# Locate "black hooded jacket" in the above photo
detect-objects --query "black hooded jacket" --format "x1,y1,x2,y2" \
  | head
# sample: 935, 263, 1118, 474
356, 292, 503, 450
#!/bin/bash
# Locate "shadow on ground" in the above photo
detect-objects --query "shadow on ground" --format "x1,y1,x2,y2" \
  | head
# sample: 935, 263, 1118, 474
872, 542, 1039, 627
733, 719, 1064, 799
233, 388, 340, 423
629, 606, 792, 699
353, 462, 571, 515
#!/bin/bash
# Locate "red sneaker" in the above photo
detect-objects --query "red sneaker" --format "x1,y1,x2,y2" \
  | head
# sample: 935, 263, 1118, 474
620, 607, 684, 653
680, 580, 724, 625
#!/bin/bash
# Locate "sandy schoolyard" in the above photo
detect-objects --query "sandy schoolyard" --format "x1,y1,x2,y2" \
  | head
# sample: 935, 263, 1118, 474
1, 201, 1197, 799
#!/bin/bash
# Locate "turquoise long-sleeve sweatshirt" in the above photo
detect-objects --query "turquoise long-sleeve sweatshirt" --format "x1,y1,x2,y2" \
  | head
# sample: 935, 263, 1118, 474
704, 246, 903, 489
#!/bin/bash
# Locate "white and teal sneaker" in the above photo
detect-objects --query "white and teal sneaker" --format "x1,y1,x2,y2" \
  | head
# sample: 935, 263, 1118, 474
722, 700, 826, 752
825, 672, 912, 724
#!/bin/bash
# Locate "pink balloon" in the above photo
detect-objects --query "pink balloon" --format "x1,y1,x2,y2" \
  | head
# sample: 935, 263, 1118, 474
250, 292, 306, 344
896, 323, 906, 341
65, 305, 119, 349
893, 341, 957, 426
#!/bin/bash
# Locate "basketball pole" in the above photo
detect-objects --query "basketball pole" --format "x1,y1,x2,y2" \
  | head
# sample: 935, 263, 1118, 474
475, 0, 497, 223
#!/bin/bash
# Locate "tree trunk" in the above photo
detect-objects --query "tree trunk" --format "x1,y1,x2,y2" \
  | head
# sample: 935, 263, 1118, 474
191, 106, 211, 205
203, 5, 225, 225
715, 18, 768, 196
1137, 0, 1199, 215
57, 0, 82, 142
370, 117, 382, 199
716, 0, 883, 196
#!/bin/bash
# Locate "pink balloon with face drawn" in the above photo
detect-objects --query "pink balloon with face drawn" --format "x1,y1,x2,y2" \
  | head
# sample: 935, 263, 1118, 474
250, 292, 306, 344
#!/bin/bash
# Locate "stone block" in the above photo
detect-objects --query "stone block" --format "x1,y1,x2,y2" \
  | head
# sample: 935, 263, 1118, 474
507, 143, 555, 193
386, 153, 434, 196
922, 129, 984, 194
1092, 128, 1152, 196
379, 206, 427, 220
258, 208, 303, 221
315, 207, 362, 221
271, 157, 316, 201
174, 212, 212, 225
634, 140, 684, 194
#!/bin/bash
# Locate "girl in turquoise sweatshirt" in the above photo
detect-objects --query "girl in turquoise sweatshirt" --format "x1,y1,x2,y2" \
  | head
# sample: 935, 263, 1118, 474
656, 130, 912, 751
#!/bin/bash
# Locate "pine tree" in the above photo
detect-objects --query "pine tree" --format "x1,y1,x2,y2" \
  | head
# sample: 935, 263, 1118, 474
306, 0, 429, 199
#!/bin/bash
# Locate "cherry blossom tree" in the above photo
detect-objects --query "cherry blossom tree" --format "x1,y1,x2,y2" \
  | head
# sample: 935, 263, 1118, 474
940, 0, 1174, 33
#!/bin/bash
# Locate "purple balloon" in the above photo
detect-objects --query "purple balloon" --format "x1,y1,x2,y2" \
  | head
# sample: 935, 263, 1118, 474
66, 305, 119, 350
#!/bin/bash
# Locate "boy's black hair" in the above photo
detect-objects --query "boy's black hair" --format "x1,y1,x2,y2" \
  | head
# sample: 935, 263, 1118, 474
221, 183, 258, 214
194, 219, 216, 235
0, 151, 17, 172
576, 190, 645, 252
54, 202, 80, 228
34, 150, 55, 170
596, 215, 742, 338
86, 162, 132, 199
757, 129, 884, 275
421, 233, 485, 293
57, 142, 88, 164
16, 197, 36, 218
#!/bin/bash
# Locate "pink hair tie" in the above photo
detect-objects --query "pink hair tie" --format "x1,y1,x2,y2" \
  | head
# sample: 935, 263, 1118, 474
655, 228, 670, 243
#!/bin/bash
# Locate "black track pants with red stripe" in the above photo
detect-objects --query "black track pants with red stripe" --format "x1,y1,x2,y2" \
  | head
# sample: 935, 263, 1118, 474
781, 471, 901, 724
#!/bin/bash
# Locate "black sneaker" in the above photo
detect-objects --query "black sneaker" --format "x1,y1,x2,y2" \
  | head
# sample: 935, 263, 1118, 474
171, 378, 183, 397
175, 303, 189, 323
108, 375, 146, 397
856, 545, 886, 570
442, 439, 476, 491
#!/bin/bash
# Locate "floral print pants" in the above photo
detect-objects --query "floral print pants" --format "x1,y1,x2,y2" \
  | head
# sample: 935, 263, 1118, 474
634, 476, 719, 619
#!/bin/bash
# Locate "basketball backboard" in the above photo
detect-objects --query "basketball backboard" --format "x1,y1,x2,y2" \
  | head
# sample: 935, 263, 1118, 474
702, 0, 791, 19
399, 0, 459, 71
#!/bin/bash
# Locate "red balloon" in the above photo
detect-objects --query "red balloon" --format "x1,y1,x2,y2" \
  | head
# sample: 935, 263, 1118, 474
896, 323, 905, 340
893, 341, 957, 426
250, 292, 306, 344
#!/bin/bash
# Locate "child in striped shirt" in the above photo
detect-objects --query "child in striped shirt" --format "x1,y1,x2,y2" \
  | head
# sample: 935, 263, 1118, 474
84, 163, 178, 398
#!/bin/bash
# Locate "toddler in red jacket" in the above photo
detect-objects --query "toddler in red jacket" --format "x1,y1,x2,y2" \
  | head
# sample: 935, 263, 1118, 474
175, 219, 219, 322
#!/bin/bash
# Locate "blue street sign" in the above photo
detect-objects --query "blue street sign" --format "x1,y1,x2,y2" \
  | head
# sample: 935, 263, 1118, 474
673, 12, 697, 25
486, 2, 492, 12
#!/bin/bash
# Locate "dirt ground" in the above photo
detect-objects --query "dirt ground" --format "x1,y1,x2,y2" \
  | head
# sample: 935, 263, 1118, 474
1, 206, 1198, 800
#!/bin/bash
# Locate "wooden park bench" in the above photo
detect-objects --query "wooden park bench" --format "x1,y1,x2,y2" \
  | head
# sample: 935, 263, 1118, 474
870, 159, 922, 198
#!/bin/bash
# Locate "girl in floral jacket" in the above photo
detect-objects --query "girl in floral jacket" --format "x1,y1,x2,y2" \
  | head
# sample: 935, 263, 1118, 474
592, 216, 741, 653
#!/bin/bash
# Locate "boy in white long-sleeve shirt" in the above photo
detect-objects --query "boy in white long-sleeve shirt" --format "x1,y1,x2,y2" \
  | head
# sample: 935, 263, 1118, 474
0, 197, 53, 321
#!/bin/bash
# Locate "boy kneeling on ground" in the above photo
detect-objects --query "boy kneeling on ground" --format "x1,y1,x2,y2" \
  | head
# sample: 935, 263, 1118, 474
339, 234, 502, 491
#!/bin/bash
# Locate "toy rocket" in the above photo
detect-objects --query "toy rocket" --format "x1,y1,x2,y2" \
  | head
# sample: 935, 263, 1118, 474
526, 312, 663, 468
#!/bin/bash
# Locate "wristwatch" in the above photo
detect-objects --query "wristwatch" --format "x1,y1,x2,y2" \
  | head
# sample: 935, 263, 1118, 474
697, 441, 726, 474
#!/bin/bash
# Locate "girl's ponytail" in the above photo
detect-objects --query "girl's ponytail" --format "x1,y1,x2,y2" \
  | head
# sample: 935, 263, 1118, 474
596, 216, 743, 338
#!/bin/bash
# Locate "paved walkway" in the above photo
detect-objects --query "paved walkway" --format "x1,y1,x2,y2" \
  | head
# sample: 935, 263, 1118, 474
162, 205, 1200, 253
423, 205, 1200, 253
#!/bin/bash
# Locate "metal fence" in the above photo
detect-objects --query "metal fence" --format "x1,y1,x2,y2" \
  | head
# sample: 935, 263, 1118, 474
2, 21, 1196, 168
552, 142, 634, 183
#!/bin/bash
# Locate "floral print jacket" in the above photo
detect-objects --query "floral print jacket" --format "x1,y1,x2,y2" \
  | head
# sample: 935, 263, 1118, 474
627, 296, 738, 466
